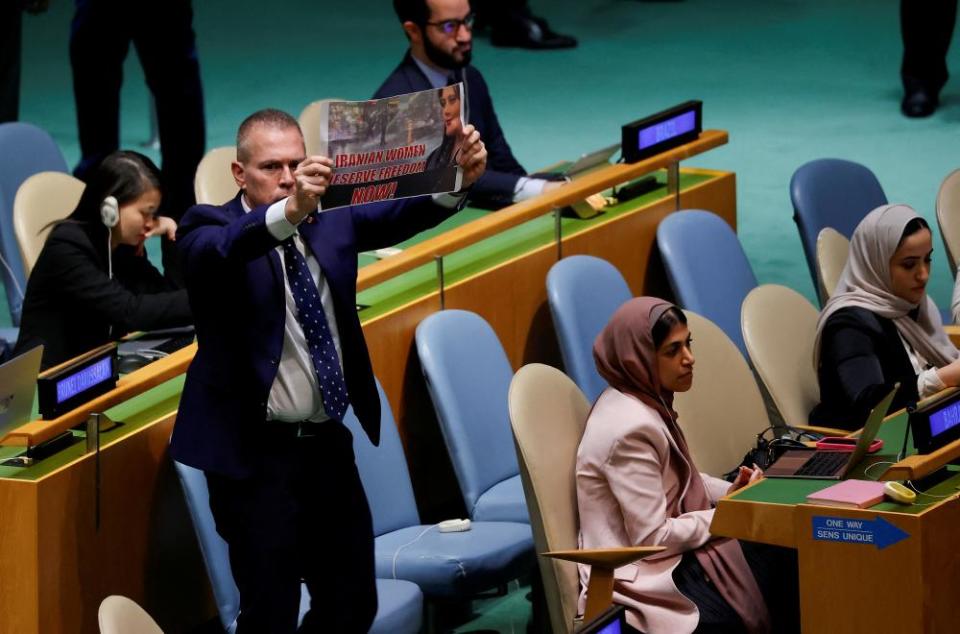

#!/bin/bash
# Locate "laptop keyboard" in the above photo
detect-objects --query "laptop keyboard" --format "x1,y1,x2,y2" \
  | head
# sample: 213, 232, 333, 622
795, 451, 849, 477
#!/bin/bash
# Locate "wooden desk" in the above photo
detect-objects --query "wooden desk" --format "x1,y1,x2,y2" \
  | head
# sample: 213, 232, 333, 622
712, 412, 960, 633
0, 372, 214, 634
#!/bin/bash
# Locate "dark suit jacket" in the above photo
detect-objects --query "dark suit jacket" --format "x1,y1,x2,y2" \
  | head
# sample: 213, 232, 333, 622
169, 193, 461, 478
810, 306, 920, 430
15, 221, 190, 369
374, 52, 526, 209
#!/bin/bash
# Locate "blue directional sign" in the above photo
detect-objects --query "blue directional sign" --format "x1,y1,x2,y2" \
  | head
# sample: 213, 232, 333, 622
812, 516, 909, 550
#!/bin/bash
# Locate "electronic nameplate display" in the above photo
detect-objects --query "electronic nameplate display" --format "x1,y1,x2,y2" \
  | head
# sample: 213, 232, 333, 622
621, 100, 702, 164
37, 345, 118, 419
909, 389, 960, 455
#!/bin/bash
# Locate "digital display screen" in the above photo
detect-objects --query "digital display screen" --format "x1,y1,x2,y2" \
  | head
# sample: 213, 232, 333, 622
929, 399, 960, 437
56, 356, 113, 404
638, 110, 698, 150
596, 622, 622, 634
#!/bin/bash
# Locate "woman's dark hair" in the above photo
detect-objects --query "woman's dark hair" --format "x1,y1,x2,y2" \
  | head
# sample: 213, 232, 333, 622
897, 217, 930, 248
68, 151, 161, 225
652, 306, 687, 350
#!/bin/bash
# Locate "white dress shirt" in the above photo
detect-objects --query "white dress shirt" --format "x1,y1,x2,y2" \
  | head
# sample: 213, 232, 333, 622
248, 192, 465, 422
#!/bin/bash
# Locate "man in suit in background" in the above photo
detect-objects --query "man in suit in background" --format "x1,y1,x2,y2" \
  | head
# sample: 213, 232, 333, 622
375, 0, 565, 210
170, 108, 486, 632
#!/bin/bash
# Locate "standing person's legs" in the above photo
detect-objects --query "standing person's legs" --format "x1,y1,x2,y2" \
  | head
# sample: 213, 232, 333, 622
298, 423, 377, 633
0, 6, 22, 123
206, 436, 307, 634
70, 0, 130, 179
206, 423, 377, 634
900, 0, 958, 116
132, 0, 205, 284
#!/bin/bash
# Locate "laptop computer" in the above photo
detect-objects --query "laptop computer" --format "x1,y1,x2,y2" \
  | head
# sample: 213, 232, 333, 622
0, 345, 43, 441
532, 143, 621, 181
765, 385, 897, 479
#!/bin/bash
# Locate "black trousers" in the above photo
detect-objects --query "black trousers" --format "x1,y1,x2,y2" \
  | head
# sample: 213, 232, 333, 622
70, 0, 205, 282
0, 5, 21, 123
670, 541, 800, 634
901, 0, 958, 92
206, 422, 377, 634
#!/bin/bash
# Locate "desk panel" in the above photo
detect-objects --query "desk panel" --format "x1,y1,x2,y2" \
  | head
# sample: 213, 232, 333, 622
0, 378, 213, 634
712, 411, 960, 633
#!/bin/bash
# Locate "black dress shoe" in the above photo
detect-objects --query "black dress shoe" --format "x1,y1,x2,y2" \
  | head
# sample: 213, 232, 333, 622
901, 86, 938, 118
490, 15, 578, 49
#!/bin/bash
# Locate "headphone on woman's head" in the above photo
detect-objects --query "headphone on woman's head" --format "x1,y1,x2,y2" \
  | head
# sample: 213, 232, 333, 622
100, 195, 119, 228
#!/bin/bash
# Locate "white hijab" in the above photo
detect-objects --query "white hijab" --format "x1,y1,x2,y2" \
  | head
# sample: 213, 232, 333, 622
813, 204, 958, 369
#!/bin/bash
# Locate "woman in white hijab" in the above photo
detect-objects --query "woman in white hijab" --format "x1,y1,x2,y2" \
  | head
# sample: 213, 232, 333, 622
810, 204, 960, 430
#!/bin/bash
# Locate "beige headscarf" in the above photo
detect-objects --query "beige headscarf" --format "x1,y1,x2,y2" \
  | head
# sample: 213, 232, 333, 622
814, 204, 958, 368
594, 297, 771, 634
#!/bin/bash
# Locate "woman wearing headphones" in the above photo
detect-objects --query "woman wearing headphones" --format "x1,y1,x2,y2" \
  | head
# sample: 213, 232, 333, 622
576, 297, 798, 634
15, 151, 191, 369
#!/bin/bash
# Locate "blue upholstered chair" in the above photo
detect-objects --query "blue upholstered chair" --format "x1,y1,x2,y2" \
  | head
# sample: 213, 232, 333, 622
789, 159, 887, 304
546, 255, 632, 402
656, 210, 758, 357
415, 309, 528, 524
346, 379, 534, 598
173, 460, 424, 634
0, 122, 68, 334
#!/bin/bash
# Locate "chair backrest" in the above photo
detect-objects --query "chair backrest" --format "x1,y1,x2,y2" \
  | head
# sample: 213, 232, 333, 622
790, 158, 887, 303
298, 98, 343, 157
0, 122, 68, 325
936, 169, 960, 273
172, 461, 240, 633
656, 209, 758, 356
98, 595, 164, 634
14, 172, 85, 276
194, 146, 238, 206
815, 227, 849, 301
342, 379, 422, 536
673, 311, 770, 477
508, 363, 591, 634
546, 255, 632, 402
741, 284, 821, 430
415, 310, 519, 517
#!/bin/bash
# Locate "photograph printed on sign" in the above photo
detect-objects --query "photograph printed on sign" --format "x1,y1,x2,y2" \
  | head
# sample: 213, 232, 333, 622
319, 84, 465, 209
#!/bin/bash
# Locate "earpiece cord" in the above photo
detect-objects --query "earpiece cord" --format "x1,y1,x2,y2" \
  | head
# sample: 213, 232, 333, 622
106, 231, 113, 339
0, 251, 25, 300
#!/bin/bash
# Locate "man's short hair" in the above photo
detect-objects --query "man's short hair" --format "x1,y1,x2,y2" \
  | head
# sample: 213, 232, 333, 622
236, 108, 302, 162
393, 0, 430, 25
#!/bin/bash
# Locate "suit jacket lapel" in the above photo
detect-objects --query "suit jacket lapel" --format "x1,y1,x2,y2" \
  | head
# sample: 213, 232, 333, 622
297, 211, 338, 291
232, 193, 285, 291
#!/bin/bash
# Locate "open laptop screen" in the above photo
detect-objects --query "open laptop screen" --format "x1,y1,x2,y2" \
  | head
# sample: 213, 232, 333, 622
0, 345, 43, 439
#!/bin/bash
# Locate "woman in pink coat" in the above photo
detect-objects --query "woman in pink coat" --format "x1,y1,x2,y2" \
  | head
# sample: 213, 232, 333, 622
576, 297, 798, 633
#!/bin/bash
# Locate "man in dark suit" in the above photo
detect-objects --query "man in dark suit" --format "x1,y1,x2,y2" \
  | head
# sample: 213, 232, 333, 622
375, 0, 564, 210
170, 109, 486, 632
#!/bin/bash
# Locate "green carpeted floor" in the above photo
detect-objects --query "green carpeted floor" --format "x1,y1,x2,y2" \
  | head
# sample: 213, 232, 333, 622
12, 0, 960, 326
11, 0, 960, 629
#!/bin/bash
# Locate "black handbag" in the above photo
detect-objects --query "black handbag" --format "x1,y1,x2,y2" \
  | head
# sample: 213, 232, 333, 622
723, 426, 824, 481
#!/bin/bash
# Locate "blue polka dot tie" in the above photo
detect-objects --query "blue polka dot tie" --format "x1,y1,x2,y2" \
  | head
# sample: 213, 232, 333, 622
281, 236, 349, 421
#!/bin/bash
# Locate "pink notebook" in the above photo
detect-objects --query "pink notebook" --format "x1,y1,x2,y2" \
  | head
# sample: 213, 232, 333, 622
805, 480, 886, 509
